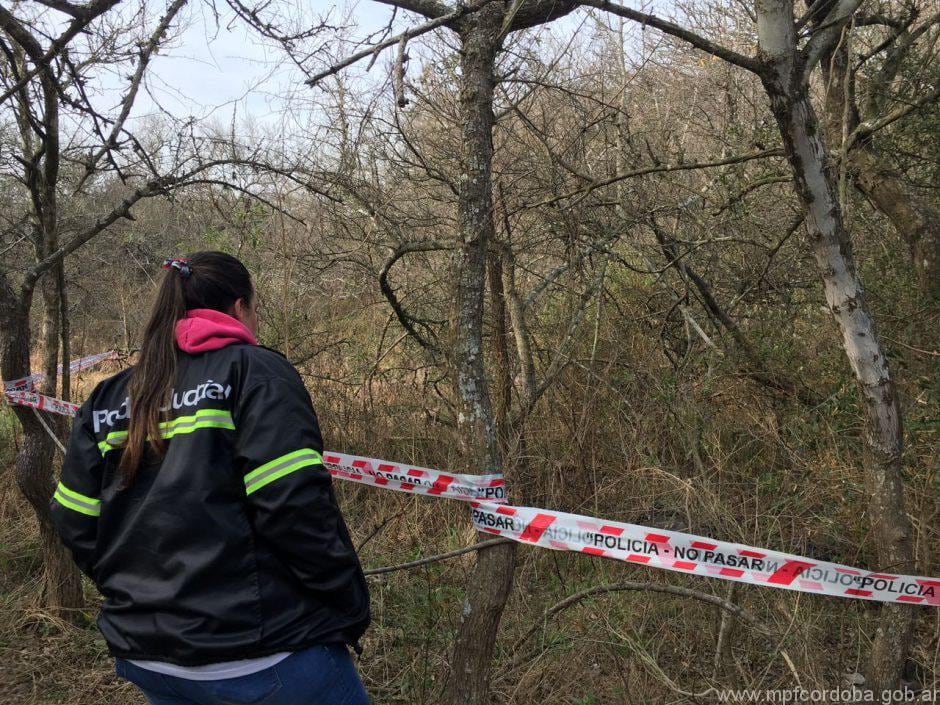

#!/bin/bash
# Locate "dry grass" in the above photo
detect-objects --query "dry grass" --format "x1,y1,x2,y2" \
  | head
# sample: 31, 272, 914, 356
1, 294, 937, 705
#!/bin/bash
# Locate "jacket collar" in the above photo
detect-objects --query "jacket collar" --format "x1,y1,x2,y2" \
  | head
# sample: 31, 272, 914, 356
175, 308, 257, 354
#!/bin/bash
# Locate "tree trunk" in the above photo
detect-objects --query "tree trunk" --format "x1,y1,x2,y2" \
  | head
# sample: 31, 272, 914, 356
4, 20, 86, 616
40, 273, 60, 396
443, 6, 517, 704
500, 246, 536, 405
849, 147, 940, 300
487, 248, 511, 443
757, 15, 915, 688
0, 283, 84, 615
59, 260, 70, 402
820, 41, 940, 300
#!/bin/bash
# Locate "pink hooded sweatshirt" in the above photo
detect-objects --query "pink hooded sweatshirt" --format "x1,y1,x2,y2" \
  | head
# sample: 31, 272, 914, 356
174, 308, 256, 354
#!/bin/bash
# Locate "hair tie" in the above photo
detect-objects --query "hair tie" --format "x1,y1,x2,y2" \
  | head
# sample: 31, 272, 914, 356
162, 257, 192, 279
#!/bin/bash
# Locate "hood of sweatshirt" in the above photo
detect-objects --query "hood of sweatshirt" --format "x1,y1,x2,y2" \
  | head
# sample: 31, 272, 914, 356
175, 308, 257, 354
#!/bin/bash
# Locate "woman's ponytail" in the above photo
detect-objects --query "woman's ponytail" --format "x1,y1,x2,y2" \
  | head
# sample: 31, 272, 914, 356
118, 266, 187, 485
118, 251, 253, 486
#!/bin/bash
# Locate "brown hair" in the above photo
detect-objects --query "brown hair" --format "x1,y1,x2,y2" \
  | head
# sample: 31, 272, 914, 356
118, 251, 253, 485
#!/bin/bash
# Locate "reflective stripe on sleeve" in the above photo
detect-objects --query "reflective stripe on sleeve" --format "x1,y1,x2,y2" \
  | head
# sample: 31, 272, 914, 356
244, 448, 323, 496
53, 482, 101, 517
99, 430, 127, 455
98, 409, 235, 455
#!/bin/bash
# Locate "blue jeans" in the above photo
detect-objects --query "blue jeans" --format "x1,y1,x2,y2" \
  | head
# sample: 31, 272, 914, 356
115, 644, 370, 705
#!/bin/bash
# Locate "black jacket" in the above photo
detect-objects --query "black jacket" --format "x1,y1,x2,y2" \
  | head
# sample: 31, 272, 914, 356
50, 343, 370, 665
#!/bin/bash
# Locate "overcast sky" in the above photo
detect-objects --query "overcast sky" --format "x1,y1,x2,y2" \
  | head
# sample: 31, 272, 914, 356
130, 1, 592, 128
132, 2, 381, 125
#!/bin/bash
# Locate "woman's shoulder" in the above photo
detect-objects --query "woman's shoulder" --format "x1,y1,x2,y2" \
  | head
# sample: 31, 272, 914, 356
231, 344, 301, 385
235, 343, 291, 366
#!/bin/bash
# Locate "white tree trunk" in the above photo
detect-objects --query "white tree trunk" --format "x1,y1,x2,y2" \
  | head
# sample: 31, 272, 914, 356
756, 0, 915, 693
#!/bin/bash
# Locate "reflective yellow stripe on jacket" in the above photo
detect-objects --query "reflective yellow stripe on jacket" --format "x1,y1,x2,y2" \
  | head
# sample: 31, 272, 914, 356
244, 448, 323, 496
53, 482, 101, 517
98, 408, 235, 455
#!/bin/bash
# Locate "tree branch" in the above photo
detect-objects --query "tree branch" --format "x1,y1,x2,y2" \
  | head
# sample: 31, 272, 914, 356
0, 0, 120, 106
802, 0, 865, 80
24, 157, 301, 289
848, 81, 940, 148
579, 0, 761, 73
76, 0, 190, 191
531, 148, 784, 208
364, 538, 511, 576
502, 0, 580, 33
306, 0, 495, 86
379, 240, 450, 352
372, 0, 452, 20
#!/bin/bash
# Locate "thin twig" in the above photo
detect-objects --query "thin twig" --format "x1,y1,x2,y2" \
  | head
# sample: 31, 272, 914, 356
364, 538, 511, 577
532, 149, 783, 209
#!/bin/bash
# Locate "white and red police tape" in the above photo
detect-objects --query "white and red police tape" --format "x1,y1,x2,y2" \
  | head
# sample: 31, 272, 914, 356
3, 353, 937, 606
3, 350, 118, 393
322, 451, 506, 504
468, 501, 939, 606
4, 389, 80, 416
3, 351, 117, 413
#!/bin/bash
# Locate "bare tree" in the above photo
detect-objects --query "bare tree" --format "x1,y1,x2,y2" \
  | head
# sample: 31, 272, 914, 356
576, 0, 920, 694
345, 4, 587, 703
278, 1, 596, 701
1, 0, 134, 614
0, 0, 315, 616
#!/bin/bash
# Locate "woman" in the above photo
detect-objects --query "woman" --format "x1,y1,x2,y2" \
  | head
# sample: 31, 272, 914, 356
51, 251, 371, 705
